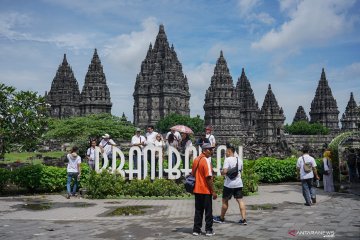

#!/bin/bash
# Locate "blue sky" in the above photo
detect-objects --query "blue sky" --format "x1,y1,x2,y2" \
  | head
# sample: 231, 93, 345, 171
0, 0, 359, 124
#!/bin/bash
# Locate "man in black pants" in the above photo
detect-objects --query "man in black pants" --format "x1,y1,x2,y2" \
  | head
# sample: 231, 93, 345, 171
191, 143, 217, 236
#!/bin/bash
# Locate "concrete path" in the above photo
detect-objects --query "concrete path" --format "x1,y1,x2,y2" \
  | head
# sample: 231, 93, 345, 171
0, 183, 359, 240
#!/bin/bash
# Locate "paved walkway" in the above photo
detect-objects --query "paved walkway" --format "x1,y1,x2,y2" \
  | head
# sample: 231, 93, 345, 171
0, 183, 359, 239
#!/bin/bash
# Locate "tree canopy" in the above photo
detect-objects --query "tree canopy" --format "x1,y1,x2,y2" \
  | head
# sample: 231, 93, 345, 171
0, 83, 48, 159
155, 113, 204, 134
284, 121, 330, 135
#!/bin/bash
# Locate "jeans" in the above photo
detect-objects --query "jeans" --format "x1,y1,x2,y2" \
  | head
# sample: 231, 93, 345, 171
301, 178, 316, 204
193, 194, 213, 233
67, 172, 79, 195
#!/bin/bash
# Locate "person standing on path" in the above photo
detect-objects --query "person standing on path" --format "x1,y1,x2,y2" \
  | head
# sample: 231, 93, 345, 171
296, 145, 320, 206
192, 143, 217, 236
66, 146, 81, 199
323, 150, 334, 192
213, 144, 247, 225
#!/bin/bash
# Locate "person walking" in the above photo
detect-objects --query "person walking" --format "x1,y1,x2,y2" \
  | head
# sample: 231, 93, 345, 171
323, 150, 334, 192
213, 144, 247, 225
296, 145, 320, 206
192, 143, 217, 236
66, 146, 81, 199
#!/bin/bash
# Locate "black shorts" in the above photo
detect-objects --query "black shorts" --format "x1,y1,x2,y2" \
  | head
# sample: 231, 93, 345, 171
222, 186, 243, 200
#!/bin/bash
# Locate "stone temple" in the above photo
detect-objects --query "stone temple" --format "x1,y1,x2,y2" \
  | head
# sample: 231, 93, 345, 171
46, 49, 112, 118
133, 25, 190, 128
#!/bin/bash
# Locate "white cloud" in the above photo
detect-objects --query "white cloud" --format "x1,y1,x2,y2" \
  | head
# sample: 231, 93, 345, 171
103, 17, 159, 74
237, 0, 275, 25
0, 12, 31, 40
252, 0, 356, 51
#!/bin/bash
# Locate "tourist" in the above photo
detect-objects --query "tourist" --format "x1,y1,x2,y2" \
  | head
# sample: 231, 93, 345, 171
205, 126, 216, 147
86, 139, 97, 170
179, 132, 192, 168
195, 133, 210, 147
154, 133, 165, 177
213, 144, 247, 225
296, 145, 320, 206
167, 133, 179, 167
131, 128, 146, 175
166, 128, 181, 143
322, 150, 334, 192
347, 148, 357, 183
99, 133, 117, 163
192, 143, 217, 236
145, 126, 158, 171
66, 146, 81, 199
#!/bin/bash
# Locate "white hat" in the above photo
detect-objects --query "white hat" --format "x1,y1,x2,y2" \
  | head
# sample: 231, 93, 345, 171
102, 133, 110, 139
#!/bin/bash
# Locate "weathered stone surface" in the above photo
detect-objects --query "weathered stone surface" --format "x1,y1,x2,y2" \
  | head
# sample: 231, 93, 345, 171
309, 68, 339, 131
293, 106, 309, 123
46, 54, 81, 118
133, 25, 190, 128
80, 49, 112, 115
341, 92, 360, 131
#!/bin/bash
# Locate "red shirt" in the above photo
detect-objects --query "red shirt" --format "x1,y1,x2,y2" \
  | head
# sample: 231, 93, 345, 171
192, 153, 213, 194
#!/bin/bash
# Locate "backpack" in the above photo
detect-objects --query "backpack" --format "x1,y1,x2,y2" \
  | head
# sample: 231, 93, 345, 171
184, 157, 202, 194
302, 156, 312, 173
226, 157, 241, 180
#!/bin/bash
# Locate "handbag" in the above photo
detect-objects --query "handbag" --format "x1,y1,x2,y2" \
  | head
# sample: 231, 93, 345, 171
226, 157, 241, 180
302, 156, 312, 173
184, 158, 201, 194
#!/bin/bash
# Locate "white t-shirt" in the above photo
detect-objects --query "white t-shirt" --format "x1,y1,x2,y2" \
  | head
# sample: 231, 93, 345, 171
146, 131, 158, 146
296, 154, 317, 180
67, 154, 81, 173
206, 134, 216, 147
99, 139, 116, 155
86, 147, 96, 161
131, 134, 146, 155
223, 156, 243, 188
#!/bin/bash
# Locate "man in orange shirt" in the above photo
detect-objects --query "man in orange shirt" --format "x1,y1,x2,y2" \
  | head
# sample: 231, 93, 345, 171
192, 143, 217, 236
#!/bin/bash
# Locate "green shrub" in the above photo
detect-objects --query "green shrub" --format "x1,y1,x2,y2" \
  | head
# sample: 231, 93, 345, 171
85, 170, 126, 198
285, 121, 330, 135
12, 164, 43, 192
39, 166, 66, 192
0, 168, 11, 192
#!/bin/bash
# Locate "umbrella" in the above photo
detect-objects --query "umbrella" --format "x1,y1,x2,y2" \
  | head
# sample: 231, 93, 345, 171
170, 125, 194, 134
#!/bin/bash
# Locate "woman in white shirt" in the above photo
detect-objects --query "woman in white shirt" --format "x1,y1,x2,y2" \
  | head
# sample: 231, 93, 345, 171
66, 146, 81, 199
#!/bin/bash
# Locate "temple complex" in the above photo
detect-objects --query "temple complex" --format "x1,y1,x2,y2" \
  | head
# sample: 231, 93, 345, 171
133, 25, 190, 128
293, 106, 309, 123
341, 92, 360, 131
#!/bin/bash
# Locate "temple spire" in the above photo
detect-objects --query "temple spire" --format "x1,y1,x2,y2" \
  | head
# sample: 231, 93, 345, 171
341, 92, 359, 131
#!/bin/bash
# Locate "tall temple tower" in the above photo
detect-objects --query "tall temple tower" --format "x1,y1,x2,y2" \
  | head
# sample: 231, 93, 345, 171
257, 84, 286, 143
341, 92, 360, 131
309, 68, 339, 131
80, 49, 112, 115
236, 68, 259, 131
46, 54, 81, 118
133, 25, 190, 128
204, 51, 242, 141
293, 106, 309, 123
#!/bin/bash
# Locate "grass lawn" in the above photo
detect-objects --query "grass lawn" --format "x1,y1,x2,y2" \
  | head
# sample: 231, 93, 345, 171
3, 151, 65, 164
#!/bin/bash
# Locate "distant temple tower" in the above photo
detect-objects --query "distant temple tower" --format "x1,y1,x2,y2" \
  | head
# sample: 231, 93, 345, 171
341, 92, 360, 131
257, 84, 286, 143
204, 51, 242, 141
293, 106, 309, 123
236, 68, 259, 131
133, 24, 190, 128
80, 49, 112, 115
46, 54, 81, 118
309, 68, 339, 131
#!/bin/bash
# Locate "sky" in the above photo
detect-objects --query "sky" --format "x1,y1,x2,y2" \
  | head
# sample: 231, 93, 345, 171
0, 0, 359, 124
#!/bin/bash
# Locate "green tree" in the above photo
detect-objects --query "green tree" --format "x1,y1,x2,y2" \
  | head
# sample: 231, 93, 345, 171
0, 83, 48, 159
44, 114, 136, 154
284, 121, 330, 135
155, 113, 204, 134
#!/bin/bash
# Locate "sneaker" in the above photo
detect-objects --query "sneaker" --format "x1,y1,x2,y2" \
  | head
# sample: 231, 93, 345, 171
66, 194, 71, 199
213, 216, 225, 223
304, 203, 311, 206
311, 197, 316, 204
192, 232, 200, 236
205, 231, 215, 236
239, 219, 248, 225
